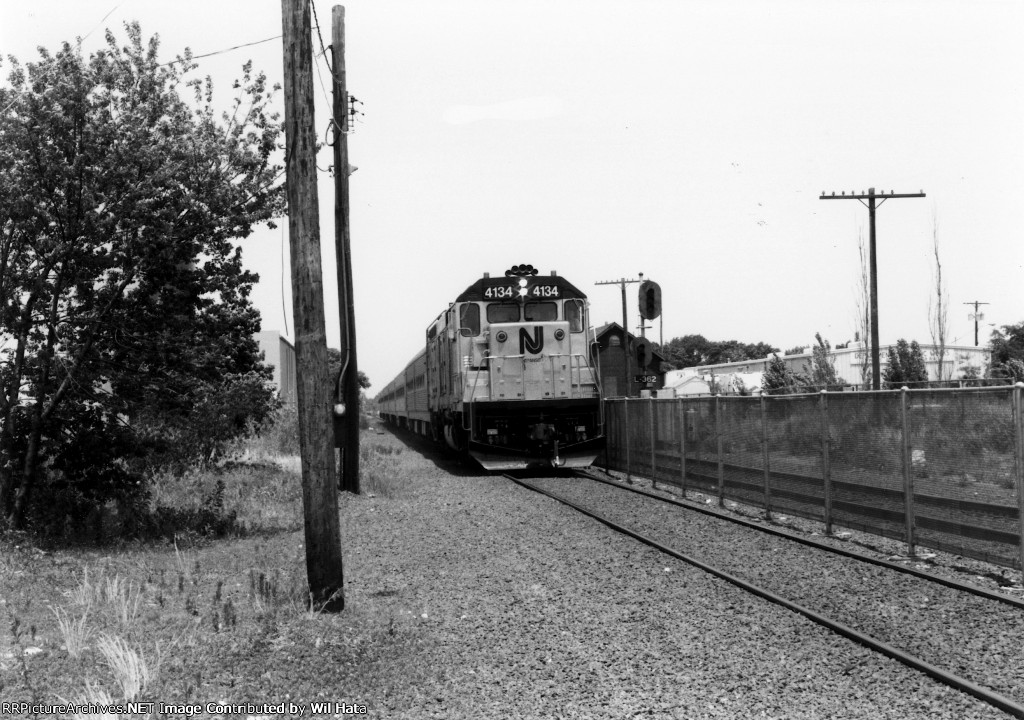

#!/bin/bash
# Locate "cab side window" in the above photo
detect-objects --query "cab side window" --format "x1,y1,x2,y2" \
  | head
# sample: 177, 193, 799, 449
565, 299, 584, 332
460, 303, 480, 336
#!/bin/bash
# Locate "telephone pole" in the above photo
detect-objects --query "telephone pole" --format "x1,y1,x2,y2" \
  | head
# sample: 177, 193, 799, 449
964, 301, 990, 347
331, 6, 360, 494
282, 0, 344, 611
820, 187, 925, 390
596, 276, 642, 397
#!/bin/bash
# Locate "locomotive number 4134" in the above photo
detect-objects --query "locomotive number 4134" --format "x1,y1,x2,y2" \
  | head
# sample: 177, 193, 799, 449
483, 284, 560, 299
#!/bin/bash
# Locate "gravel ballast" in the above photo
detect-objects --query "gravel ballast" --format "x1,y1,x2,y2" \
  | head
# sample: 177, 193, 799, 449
339, 432, 1017, 719
528, 473, 1024, 711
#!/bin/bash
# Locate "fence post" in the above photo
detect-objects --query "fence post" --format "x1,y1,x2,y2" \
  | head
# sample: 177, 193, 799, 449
677, 400, 688, 495
649, 398, 657, 488
761, 394, 772, 520
901, 386, 916, 557
603, 400, 612, 470
622, 397, 630, 487
1014, 383, 1024, 579
715, 394, 724, 507
820, 389, 833, 535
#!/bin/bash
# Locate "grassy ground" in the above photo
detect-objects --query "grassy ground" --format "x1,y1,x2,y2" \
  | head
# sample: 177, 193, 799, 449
0, 416, 424, 719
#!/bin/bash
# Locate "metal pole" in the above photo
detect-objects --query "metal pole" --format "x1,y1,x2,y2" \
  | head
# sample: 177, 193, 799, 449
624, 397, 632, 484
678, 399, 687, 495
901, 386, 916, 557
761, 394, 772, 520
715, 395, 724, 507
1013, 383, 1024, 581
820, 390, 833, 535
649, 398, 656, 488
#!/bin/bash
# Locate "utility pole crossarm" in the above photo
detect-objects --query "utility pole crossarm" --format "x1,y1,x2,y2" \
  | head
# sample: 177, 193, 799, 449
820, 192, 927, 200
819, 186, 926, 391
596, 277, 642, 398
964, 301, 990, 347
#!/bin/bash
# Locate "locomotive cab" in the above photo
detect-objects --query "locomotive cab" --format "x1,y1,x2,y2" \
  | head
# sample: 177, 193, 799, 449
426, 265, 604, 470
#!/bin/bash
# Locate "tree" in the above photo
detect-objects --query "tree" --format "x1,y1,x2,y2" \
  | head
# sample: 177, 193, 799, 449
927, 214, 950, 381
988, 321, 1024, 382
327, 349, 371, 392
881, 339, 929, 388
989, 321, 1024, 365
761, 355, 800, 395
801, 333, 844, 390
660, 334, 777, 370
0, 25, 284, 527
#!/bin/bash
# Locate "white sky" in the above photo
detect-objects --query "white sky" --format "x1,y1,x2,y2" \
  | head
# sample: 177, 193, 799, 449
3, 0, 1022, 389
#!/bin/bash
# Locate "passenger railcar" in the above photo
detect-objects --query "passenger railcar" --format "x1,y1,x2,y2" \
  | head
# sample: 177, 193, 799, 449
378, 265, 604, 470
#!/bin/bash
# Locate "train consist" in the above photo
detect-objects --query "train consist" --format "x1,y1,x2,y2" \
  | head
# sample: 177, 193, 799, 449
377, 265, 604, 470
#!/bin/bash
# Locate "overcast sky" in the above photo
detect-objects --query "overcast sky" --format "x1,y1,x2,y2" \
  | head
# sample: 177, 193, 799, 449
3, 1, 1022, 389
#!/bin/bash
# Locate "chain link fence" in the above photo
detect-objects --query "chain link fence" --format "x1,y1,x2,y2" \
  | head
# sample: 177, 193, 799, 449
602, 385, 1024, 571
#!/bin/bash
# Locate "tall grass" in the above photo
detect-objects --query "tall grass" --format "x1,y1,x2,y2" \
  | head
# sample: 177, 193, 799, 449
50, 606, 91, 658
96, 633, 152, 700
1, 414, 426, 712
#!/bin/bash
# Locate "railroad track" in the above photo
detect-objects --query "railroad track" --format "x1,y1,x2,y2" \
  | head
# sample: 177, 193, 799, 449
625, 449, 1021, 567
579, 468, 1024, 609
507, 470, 1024, 719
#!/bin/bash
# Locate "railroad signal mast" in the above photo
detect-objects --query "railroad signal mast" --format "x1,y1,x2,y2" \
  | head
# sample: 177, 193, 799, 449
638, 278, 662, 341
820, 187, 926, 390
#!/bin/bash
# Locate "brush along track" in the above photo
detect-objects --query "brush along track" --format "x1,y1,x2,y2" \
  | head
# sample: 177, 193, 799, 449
508, 472, 1024, 719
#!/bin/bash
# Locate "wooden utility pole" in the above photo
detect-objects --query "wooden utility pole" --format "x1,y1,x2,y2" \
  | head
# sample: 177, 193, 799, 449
820, 188, 925, 390
282, 0, 344, 612
964, 301, 990, 347
596, 276, 642, 397
331, 6, 360, 493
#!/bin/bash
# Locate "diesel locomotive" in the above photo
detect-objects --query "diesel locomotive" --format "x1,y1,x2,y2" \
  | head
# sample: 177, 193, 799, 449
377, 264, 604, 470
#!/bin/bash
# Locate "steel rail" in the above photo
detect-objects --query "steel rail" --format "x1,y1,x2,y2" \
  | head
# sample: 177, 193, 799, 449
578, 469, 1024, 610
508, 473, 1024, 720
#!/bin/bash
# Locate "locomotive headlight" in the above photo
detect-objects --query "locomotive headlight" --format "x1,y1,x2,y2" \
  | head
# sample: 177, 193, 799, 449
496, 330, 508, 343
554, 329, 565, 341
518, 278, 528, 297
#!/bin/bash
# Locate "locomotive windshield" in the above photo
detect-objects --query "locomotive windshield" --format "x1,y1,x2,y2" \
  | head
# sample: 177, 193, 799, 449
524, 302, 557, 321
487, 304, 520, 323
486, 302, 559, 323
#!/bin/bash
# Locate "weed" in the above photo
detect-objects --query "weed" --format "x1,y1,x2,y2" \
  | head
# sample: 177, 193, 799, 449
103, 575, 142, 628
360, 439, 409, 497
60, 681, 118, 720
64, 568, 94, 607
51, 606, 91, 658
96, 633, 151, 701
